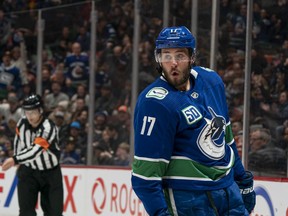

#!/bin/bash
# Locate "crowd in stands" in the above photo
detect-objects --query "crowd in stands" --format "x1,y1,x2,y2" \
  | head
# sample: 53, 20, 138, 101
0, 0, 287, 176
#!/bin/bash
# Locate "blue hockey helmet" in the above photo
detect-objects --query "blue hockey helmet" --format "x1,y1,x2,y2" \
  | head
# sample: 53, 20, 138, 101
155, 26, 196, 51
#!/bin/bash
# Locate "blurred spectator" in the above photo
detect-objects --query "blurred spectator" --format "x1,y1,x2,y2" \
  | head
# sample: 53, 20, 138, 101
111, 105, 131, 142
41, 49, 56, 74
96, 16, 117, 53
10, 31, 28, 77
50, 64, 68, 92
67, 121, 87, 163
94, 83, 118, 115
0, 92, 22, 125
73, 109, 88, 132
51, 26, 73, 63
92, 142, 114, 166
232, 120, 243, 136
70, 97, 88, 121
253, 8, 271, 42
48, 101, 72, 125
60, 136, 81, 165
117, 79, 131, 107
0, 135, 12, 163
64, 42, 89, 96
92, 129, 114, 166
50, 110, 69, 144
0, 51, 23, 99
251, 48, 268, 73
275, 119, 288, 143
44, 80, 70, 114
234, 131, 243, 158
248, 128, 287, 175
95, 62, 111, 98
229, 3, 247, 51
0, 8, 12, 56
93, 111, 108, 142
105, 122, 128, 154
75, 25, 90, 53
113, 142, 130, 166
41, 66, 52, 95
70, 83, 89, 111
277, 124, 288, 150
260, 90, 288, 136
108, 45, 131, 97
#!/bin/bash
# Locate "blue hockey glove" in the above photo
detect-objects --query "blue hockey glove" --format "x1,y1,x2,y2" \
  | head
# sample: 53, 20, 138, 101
236, 171, 256, 213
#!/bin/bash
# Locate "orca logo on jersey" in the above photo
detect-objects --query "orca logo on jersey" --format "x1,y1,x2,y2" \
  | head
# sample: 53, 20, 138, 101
146, 87, 168, 99
197, 106, 226, 160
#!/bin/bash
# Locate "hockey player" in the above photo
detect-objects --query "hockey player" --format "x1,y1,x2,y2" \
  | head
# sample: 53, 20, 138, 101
131, 26, 255, 215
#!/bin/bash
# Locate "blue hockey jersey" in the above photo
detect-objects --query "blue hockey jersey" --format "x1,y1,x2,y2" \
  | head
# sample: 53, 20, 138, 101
132, 66, 246, 215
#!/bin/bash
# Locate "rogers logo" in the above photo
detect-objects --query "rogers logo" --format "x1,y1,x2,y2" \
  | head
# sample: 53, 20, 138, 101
92, 178, 107, 214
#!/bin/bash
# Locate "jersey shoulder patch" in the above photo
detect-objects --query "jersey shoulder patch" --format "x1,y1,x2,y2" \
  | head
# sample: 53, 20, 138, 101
146, 87, 168, 100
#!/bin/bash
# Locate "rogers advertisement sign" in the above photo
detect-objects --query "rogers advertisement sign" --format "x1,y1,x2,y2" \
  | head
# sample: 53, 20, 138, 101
0, 166, 287, 216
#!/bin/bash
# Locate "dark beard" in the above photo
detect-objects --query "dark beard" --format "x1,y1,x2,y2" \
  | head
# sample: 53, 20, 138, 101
163, 68, 190, 90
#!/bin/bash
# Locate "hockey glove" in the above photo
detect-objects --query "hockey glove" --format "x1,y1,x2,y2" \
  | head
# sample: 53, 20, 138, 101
236, 171, 256, 213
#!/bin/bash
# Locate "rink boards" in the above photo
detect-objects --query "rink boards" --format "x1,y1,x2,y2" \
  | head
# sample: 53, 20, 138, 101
0, 166, 287, 216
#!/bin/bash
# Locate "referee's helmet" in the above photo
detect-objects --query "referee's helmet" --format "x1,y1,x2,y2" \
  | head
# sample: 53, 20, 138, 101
22, 94, 43, 110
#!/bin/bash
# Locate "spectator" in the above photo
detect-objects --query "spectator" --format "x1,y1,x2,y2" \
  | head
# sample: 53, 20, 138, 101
229, 3, 247, 51
60, 136, 81, 165
92, 142, 114, 166
64, 42, 89, 96
70, 97, 87, 121
43, 81, 70, 114
260, 90, 288, 136
248, 128, 287, 175
0, 135, 12, 163
50, 64, 68, 92
93, 111, 108, 142
104, 123, 128, 155
70, 83, 89, 111
67, 121, 87, 163
232, 120, 243, 136
73, 109, 88, 132
277, 124, 288, 150
94, 83, 118, 115
10, 31, 28, 78
113, 142, 130, 166
0, 51, 23, 99
50, 110, 69, 144
0, 8, 12, 56
92, 129, 114, 165
75, 25, 90, 53
41, 66, 52, 95
0, 92, 22, 125
51, 26, 73, 63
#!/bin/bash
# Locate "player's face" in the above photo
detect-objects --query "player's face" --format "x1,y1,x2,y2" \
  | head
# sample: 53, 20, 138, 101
24, 109, 43, 127
160, 48, 191, 91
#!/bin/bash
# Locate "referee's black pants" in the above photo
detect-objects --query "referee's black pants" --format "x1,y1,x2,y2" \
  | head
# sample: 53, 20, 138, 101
17, 164, 64, 216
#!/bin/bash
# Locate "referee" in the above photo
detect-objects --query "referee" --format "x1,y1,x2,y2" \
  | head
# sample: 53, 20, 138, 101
2, 94, 63, 216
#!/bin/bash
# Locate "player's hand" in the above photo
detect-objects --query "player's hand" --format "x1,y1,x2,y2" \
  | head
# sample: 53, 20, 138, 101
235, 171, 256, 213
2, 157, 15, 171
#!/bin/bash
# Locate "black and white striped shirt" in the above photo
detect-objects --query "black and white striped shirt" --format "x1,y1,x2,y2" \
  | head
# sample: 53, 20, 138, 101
13, 117, 61, 170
